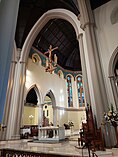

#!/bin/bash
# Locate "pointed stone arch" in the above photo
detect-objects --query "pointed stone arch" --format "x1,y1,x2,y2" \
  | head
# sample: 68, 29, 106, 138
25, 84, 42, 106
20, 9, 80, 63
109, 46, 118, 77
108, 46, 118, 108
44, 89, 56, 107
43, 90, 57, 126
8, 9, 80, 137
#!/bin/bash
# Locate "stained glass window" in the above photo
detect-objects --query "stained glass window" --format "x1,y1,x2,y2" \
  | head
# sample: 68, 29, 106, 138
66, 75, 73, 107
77, 76, 85, 107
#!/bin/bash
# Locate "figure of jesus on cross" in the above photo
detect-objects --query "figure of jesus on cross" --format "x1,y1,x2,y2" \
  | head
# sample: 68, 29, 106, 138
44, 45, 58, 73
44, 45, 58, 63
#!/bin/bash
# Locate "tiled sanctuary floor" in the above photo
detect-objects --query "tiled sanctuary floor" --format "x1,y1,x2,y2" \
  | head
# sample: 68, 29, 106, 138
0, 135, 118, 157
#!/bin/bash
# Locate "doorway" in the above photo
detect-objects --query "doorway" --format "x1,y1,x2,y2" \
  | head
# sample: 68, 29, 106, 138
21, 86, 39, 138
43, 94, 53, 126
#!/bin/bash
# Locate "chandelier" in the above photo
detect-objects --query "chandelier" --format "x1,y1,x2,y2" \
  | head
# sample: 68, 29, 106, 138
44, 45, 58, 74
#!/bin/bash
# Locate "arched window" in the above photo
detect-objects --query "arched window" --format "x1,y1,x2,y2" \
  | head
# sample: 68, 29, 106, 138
76, 76, 85, 107
66, 75, 73, 107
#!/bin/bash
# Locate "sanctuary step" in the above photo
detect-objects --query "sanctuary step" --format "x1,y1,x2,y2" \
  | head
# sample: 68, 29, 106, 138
106, 148, 118, 157
0, 140, 118, 157
75, 146, 113, 157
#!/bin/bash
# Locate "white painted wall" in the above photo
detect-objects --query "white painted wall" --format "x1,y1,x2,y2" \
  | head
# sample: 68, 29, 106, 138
56, 109, 86, 130
23, 106, 38, 125
25, 58, 82, 108
93, 0, 118, 104
24, 58, 86, 130
25, 58, 68, 107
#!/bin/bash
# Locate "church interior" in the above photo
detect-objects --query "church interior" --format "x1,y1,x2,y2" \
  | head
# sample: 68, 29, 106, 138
0, 0, 118, 156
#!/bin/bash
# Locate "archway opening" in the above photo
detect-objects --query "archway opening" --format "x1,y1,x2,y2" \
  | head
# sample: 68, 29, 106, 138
43, 94, 53, 127
21, 9, 85, 136
26, 88, 38, 106
21, 87, 40, 139
109, 48, 118, 107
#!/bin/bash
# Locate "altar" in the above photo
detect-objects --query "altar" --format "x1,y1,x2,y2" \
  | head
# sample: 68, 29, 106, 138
38, 126, 65, 142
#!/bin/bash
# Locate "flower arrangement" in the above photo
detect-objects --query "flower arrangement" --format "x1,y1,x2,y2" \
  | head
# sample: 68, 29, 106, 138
103, 104, 118, 147
68, 121, 74, 127
103, 104, 118, 127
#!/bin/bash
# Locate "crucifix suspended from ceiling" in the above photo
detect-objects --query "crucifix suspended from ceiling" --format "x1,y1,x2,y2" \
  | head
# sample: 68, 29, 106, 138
44, 45, 58, 74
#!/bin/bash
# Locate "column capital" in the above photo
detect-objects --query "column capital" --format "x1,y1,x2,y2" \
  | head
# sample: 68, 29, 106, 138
81, 22, 95, 30
109, 75, 118, 81
77, 0, 95, 30
19, 61, 27, 64
108, 75, 115, 79
11, 60, 17, 64
78, 33, 83, 39
39, 104, 44, 108
52, 106, 57, 110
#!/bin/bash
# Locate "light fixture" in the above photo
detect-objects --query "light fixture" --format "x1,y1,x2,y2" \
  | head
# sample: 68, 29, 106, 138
29, 115, 34, 125
44, 45, 58, 74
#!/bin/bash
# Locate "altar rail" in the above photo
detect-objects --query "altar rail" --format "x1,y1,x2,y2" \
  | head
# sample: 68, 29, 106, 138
0, 148, 78, 157
38, 126, 65, 142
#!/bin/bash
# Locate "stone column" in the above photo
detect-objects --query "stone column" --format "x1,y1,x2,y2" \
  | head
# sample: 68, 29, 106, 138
38, 104, 43, 127
6, 59, 26, 140
77, 0, 108, 126
0, 0, 20, 124
0, 46, 18, 140
53, 107, 57, 126
77, 33, 91, 106
109, 76, 118, 108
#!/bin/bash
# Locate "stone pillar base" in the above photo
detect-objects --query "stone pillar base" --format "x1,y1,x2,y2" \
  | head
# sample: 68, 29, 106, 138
11, 135, 20, 140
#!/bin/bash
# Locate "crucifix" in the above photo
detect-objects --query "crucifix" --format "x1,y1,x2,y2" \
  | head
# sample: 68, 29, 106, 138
44, 45, 58, 74
44, 45, 58, 62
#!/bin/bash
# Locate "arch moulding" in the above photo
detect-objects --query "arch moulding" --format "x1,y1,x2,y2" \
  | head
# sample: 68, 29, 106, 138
25, 84, 43, 106
44, 90, 56, 108
20, 9, 80, 63
108, 46, 118, 108
108, 46, 118, 77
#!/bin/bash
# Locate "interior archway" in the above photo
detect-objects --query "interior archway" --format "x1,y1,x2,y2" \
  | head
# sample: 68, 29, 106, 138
20, 9, 80, 62
109, 46, 118, 108
43, 95, 53, 126
21, 85, 42, 139
43, 90, 56, 126
20, 8, 84, 138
